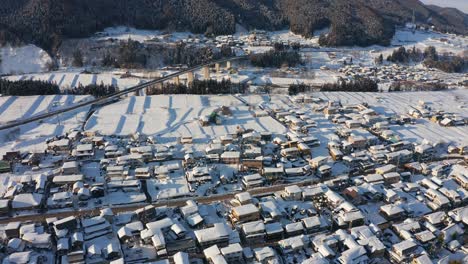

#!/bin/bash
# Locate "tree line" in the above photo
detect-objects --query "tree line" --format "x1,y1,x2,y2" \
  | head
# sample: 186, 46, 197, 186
385, 46, 424, 64
63, 82, 117, 98
288, 77, 379, 95
0, 78, 117, 97
146, 79, 247, 95
250, 50, 302, 68
0, 79, 60, 96
85, 40, 229, 69
288, 83, 313, 95
99, 39, 148, 69
388, 81, 448, 92
321, 77, 378, 92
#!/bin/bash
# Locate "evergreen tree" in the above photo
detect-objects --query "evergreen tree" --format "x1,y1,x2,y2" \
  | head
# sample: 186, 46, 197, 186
72, 50, 84, 67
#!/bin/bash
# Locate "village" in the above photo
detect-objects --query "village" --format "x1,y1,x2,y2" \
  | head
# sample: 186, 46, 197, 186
0, 86, 467, 264
0, 0, 467, 262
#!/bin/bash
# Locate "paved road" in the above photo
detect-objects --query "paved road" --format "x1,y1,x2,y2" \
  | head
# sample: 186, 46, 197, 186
0, 56, 248, 131
0, 179, 318, 224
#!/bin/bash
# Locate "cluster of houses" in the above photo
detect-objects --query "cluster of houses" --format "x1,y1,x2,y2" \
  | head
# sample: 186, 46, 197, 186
339, 64, 461, 86
407, 101, 467, 127
0, 91, 467, 263
1, 179, 467, 263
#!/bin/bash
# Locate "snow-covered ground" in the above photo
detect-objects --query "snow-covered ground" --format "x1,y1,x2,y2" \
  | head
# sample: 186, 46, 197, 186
0, 95, 93, 156
5, 70, 149, 90
0, 45, 52, 75
84, 95, 287, 141
253, 70, 340, 86
268, 28, 328, 46
3, 67, 252, 91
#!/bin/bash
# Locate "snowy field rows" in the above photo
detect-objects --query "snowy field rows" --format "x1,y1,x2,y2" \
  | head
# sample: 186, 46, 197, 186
4, 69, 252, 91
5, 71, 147, 91
84, 94, 287, 141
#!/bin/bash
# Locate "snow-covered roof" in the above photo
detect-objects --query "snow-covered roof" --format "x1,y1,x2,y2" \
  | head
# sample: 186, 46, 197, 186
194, 223, 231, 243
235, 192, 252, 203
221, 243, 243, 255
76, 144, 93, 152
232, 204, 258, 217
53, 174, 84, 184
12, 193, 42, 209
146, 218, 174, 233
173, 252, 190, 264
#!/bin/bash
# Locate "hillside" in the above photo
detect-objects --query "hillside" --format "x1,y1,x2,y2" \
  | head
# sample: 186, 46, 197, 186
0, 0, 466, 53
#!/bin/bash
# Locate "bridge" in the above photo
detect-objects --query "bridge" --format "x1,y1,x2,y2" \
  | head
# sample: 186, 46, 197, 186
0, 55, 249, 131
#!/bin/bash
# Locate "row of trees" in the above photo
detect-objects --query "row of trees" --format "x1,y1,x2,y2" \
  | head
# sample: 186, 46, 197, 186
0, 79, 60, 96
0, 78, 117, 97
424, 56, 466, 73
384, 46, 467, 73
288, 77, 379, 95
388, 81, 448, 92
85, 40, 228, 69
99, 39, 148, 69
64, 82, 117, 98
385, 46, 424, 64
288, 83, 312, 95
146, 79, 247, 95
250, 50, 302, 68
320, 77, 379, 92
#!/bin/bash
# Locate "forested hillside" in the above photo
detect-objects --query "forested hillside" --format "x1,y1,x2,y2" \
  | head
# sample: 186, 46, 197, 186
0, 0, 466, 53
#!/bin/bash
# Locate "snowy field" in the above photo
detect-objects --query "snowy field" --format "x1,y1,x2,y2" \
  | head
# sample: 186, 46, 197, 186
5, 70, 148, 91
0, 95, 93, 156
253, 70, 340, 86
0, 45, 52, 75
84, 95, 287, 141
268, 28, 328, 46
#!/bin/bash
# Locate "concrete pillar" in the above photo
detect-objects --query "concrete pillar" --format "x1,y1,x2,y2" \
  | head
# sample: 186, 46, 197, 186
226, 61, 231, 70
173, 76, 180, 85
187, 71, 194, 84
203, 66, 210, 79
215, 63, 220, 73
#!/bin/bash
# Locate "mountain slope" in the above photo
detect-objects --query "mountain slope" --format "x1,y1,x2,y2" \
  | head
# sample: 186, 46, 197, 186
0, 0, 466, 53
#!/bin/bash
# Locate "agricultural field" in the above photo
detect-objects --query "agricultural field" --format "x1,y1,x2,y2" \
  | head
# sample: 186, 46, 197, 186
84, 94, 287, 142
